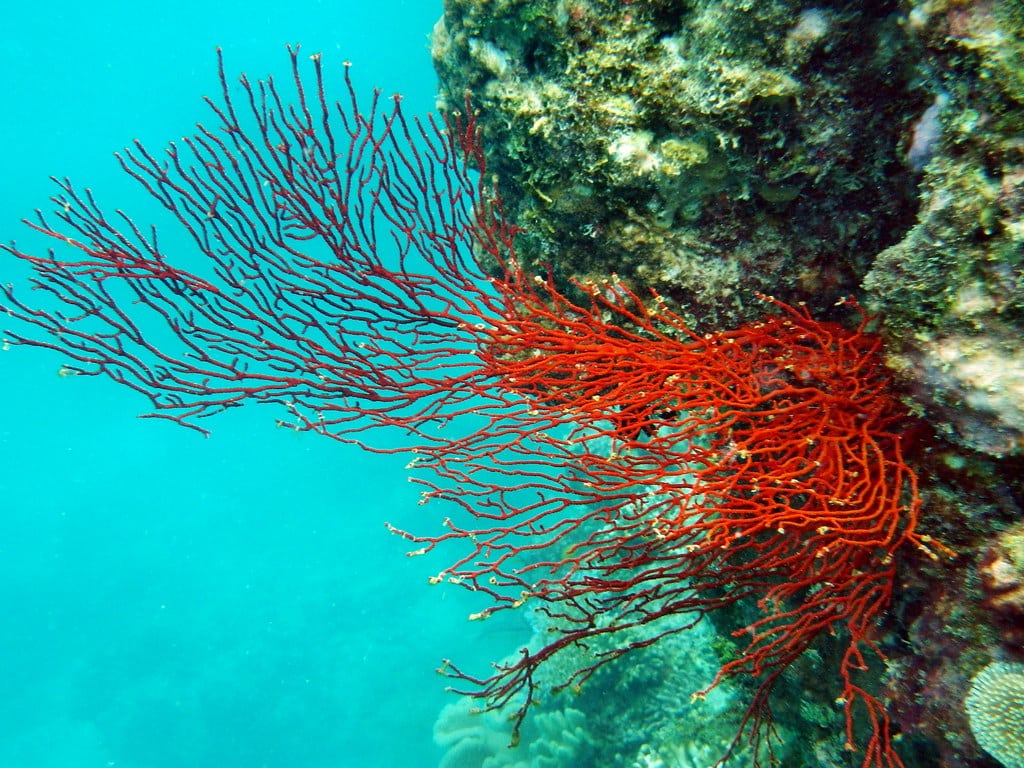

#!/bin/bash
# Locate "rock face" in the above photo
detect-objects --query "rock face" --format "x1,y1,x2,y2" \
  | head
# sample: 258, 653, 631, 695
429, 2, 1024, 767
431, 0, 1024, 458
431, 0, 922, 332
863, 1, 1024, 457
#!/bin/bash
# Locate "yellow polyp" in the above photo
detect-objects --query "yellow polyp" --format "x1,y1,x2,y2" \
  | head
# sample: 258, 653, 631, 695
469, 609, 492, 621
428, 574, 444, 584
407, 547, 428, 557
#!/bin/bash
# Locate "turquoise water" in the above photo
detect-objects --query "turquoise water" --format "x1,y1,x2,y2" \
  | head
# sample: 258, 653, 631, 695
0, 2, 518, 766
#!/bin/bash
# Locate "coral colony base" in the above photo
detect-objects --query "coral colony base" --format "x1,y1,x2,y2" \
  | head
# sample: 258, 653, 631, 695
2, 50, 949, 767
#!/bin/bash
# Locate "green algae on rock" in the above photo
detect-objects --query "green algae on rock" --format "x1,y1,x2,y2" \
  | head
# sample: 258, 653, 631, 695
432, 0, 924, 329
427, 2, 1024, 767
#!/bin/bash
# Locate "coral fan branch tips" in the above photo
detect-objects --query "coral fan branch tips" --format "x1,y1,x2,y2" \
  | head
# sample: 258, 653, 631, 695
2, 49, 940, 768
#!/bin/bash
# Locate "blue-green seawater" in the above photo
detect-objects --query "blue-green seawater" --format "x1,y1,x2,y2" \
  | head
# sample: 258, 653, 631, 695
0, 2, 519, 765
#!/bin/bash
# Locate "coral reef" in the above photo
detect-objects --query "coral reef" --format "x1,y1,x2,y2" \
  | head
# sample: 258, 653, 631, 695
434, 607, 830, 768
435, 698, 596, 768
3, 0, 1024, 764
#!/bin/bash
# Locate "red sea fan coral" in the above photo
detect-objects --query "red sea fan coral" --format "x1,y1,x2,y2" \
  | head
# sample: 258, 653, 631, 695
418, 279, 946, 766
1, 48, 945, 767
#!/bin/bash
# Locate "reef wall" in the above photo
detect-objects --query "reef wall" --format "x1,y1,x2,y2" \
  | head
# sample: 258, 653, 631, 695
430, 1, 1024, 766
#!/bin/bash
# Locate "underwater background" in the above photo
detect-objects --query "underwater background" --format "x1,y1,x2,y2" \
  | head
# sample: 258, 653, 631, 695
0, 2, 516, 766
5, 1, 1024, 766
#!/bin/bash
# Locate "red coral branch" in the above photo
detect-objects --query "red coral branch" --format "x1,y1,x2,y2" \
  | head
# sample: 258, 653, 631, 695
2, 48, 947, 767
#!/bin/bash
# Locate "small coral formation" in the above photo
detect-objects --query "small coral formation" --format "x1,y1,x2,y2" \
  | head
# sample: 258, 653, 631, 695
435, 698, 595, 768
964, 662, 1024, 768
